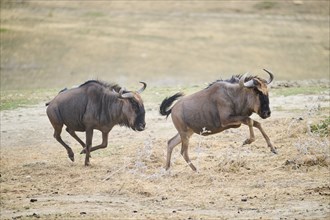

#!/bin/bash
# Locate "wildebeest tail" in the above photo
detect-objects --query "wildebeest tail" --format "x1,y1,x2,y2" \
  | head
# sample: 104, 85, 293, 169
159, 92, 183, 118
45, 88, 68, 106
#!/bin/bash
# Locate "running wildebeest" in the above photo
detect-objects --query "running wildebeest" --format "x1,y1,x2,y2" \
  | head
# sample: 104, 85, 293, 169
160, 69, 276, 171
46, 80, 147, 166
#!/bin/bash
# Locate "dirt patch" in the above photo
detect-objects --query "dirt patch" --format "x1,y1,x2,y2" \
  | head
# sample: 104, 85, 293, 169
1, 88, 329, 219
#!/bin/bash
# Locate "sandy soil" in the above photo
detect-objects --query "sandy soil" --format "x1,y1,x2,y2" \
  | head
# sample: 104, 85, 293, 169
0, 86, 329, 219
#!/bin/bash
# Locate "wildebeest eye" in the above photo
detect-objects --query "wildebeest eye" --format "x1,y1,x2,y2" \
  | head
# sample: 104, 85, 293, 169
129, 98, 142, 113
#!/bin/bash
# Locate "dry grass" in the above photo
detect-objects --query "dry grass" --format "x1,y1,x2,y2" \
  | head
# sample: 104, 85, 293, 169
1, 1, 329, 90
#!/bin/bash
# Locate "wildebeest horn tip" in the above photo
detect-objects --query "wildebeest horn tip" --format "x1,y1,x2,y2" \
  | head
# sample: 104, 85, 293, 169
137, 81, 147, 94
263, 69, 274, 84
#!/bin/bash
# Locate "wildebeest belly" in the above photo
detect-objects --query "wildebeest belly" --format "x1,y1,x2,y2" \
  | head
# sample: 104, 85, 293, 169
185, 111, 222, 135
196, 124, 241, 136
184, 109, 241, 135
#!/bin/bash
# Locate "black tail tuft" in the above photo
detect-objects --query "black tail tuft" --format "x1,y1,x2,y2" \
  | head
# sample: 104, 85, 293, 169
159, 92, 183, 118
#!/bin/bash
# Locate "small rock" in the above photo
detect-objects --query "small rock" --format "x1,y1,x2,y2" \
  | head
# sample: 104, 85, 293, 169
31, 213, 40, 218
80, 212, 87, 215
30, 199, 37, 203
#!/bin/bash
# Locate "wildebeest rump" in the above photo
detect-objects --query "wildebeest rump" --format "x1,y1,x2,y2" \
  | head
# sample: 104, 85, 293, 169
46, 80, 146, 166
160, 69, 276, 171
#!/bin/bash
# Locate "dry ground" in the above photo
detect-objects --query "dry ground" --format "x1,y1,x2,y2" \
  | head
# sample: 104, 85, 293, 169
1, 83, 330, 219
1, 1, 330, 219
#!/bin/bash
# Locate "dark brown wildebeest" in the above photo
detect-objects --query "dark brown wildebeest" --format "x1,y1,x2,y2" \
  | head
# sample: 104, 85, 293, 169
160, 69, 276, 171
46, 80, 146, 166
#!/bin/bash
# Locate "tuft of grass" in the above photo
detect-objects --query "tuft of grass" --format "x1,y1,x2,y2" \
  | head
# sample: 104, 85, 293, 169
310, 117, 330, 137
285, 155, 330, 169
217, 155, 248, 173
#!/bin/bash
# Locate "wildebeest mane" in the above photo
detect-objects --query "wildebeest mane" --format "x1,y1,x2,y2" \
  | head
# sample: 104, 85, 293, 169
206, 75, 263, 89
79, 80, 122, 93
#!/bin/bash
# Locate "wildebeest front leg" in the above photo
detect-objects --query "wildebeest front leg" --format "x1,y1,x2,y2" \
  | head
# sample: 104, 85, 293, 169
242, 118, 255, 145
226, 116, 277, 154
80, 131, 109, 154
252, 120, 277, 154
84, 129, 93, 166
220, 116, 256, 145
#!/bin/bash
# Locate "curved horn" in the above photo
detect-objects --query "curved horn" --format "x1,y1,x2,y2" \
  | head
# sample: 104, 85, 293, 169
239, 72, 248, 87
263, 69, 274, 84
137, 81, 147, 94
121, 92, 135, 99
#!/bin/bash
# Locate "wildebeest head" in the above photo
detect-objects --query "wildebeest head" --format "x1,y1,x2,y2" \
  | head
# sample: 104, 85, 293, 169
239, 69, 274, 119
114, 82, 147, 131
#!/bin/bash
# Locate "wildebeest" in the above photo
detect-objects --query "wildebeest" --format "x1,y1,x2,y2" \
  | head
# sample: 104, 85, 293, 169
160, 69, 276, 171
46, 80, 147, 166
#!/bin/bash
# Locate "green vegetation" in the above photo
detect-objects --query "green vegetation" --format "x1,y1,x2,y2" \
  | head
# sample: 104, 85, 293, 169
0, 28, 9, 33
310, 117, 330, 137
272, 86, 329, 97
254, 1, 277, 10
0, 89, 57, 111
84, 11, 105, 17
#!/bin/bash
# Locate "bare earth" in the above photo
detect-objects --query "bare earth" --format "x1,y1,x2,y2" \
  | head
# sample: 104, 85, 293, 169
1, 1, 329, 219
0, 86, 329, 219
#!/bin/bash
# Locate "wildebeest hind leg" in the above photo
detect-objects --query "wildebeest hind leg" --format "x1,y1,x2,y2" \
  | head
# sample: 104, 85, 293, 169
165, 133, 181, 170
53, 127, 74, 162
180, 131, 196, 171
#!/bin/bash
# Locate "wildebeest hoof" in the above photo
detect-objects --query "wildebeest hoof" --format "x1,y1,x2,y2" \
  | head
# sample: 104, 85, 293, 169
271, 148, 278, 154
69, 155, 74, 162
243, 138, 254, 145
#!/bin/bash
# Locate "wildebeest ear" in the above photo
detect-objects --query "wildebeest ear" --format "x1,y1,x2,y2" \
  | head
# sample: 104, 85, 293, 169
243, 79, 255, 88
